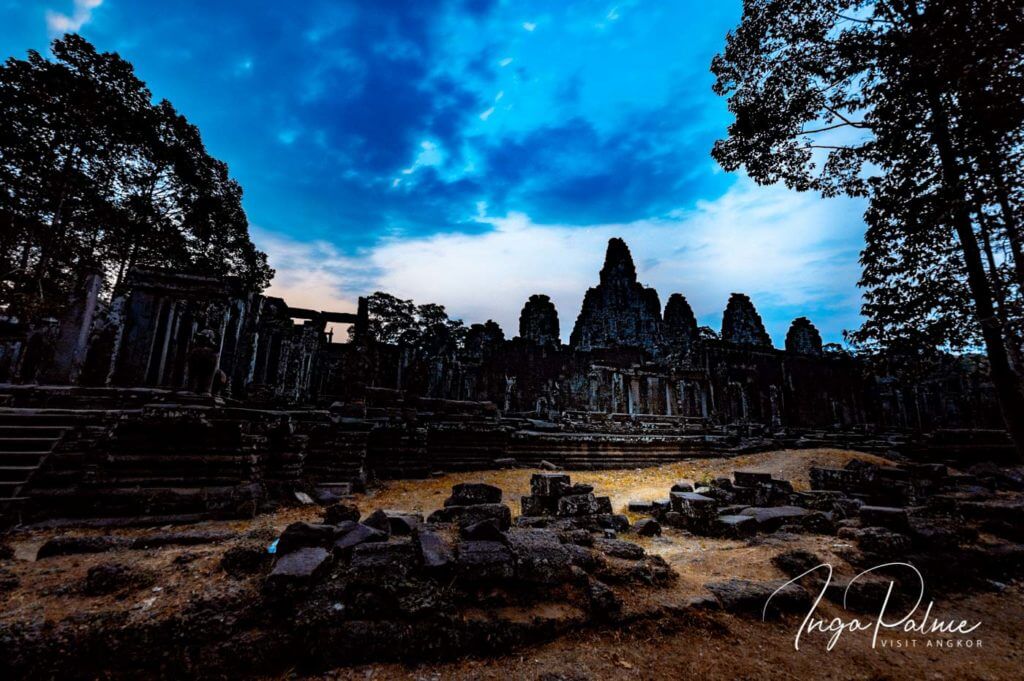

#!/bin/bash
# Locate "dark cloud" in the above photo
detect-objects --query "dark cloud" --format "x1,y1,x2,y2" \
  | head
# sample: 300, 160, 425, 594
24, 0, 736, 246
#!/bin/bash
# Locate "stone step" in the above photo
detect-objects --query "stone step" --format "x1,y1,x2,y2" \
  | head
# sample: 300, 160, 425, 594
0, 437, 59, 452
0, 465, 38, 482
0, 425, 67, 439
0, 413, 81, 427
0, 452, 48, 466
101, 454, 257, 467
97, 475, 251, 488
0, 481, 24, 498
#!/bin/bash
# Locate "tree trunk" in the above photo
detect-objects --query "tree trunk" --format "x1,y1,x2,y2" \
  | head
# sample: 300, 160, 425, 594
928, 89, 1024, 459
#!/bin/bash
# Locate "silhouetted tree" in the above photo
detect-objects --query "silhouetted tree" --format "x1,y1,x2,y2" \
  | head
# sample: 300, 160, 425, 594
712, 0, 1024, 456
358, 292, 466, 352
0, 34, 272, 320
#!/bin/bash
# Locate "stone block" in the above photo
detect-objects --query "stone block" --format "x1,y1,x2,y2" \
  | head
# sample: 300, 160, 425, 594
461, 518, 506, 542
332, 523, 388, 556
531, 473, 571, 498
276, 522, 338, 555
322, 503, 360, 525
520, 494, 557, 516
739, 506, 809, 532
593, 537, 645, 560
455, 540, 514, 581
713, 515, 757, 538
382, 511, 423, 535
427, 503, 512, 530
557, 493, 600, 517
733, 471, 772, 487
859, 505, 910, 532
444, 482, 503, 506
348, 541, 418, 584
265, 547, 331, 592
415, 527, 454, 569
506, 528, 574, 584
634, 518, 662, 537
705, 579, 810, 617
361, 509, 392, 535
627, 499, 654, 513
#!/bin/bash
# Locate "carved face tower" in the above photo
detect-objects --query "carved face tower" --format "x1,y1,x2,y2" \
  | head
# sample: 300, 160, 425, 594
569, 238, 663, 355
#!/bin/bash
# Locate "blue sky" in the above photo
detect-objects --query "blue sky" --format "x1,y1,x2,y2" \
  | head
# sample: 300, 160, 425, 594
2, 0, 868, 345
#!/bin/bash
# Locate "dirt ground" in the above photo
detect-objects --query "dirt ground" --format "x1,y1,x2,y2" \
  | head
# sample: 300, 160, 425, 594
3, 448, 1022, 680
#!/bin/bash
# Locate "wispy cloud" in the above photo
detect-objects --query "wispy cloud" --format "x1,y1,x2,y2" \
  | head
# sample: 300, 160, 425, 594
256, 179, 867, 346
46, 0, 103, 34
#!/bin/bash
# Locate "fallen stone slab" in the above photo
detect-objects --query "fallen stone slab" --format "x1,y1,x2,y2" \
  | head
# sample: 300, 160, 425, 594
506, 529, 574, 584
444, 482, 502, 506
593, 537, 645, 560
670, 491, 717, 514
771, 549, 825, 578
361, 510, 393, 535
627, 500, 654, 513
265, 547, 332, 592
705, 579, 811, 617
713, 515, 757, 538
333, 523, 388, 555
733, 471, 773, 487
415, 527, 455, 569
37, 535, 131, 560
844, 526, 912, 559
739, 506, 810, 532
382, 511, 423, 536
348, 541, 418, 585
859, 505, 910, 532
587, 578, 622, 618
454, 540, 514, 581
634, 518, 662, 537
428, 503, 512, 530
461, 518, 506, 542
276, 522, 339, 555
322, 503, 360, 525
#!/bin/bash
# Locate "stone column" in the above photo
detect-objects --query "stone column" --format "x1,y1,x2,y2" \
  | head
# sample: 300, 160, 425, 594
42, 269, 102, 385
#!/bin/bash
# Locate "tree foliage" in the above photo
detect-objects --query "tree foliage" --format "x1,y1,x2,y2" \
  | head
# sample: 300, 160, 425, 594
0, 35, 272, 320
357, 291, 467, 354
712, 0, 1024, 454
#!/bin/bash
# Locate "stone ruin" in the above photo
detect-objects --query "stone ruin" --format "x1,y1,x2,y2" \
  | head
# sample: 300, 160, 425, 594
569, 237, 664, 355
4, 474, 678, 676
0, 236, 1012, 523
785, 317, 824, 357
519, 294, 560, 347
622, 459, 1024, 617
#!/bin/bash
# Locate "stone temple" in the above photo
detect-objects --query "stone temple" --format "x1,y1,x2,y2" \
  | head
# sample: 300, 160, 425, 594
0, 238, 1006, 522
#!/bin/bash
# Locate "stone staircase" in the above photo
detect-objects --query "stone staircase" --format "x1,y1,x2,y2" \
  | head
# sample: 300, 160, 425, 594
0, 411, 80, 521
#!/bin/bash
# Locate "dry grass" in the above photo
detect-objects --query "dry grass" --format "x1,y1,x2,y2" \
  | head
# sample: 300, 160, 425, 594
7, 448, 1016, 681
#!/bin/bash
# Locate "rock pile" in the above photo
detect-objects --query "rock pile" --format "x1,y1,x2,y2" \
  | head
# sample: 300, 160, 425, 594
660, 459, 1024, 615
256, 479, 675, 668
515, 473, 630, 533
